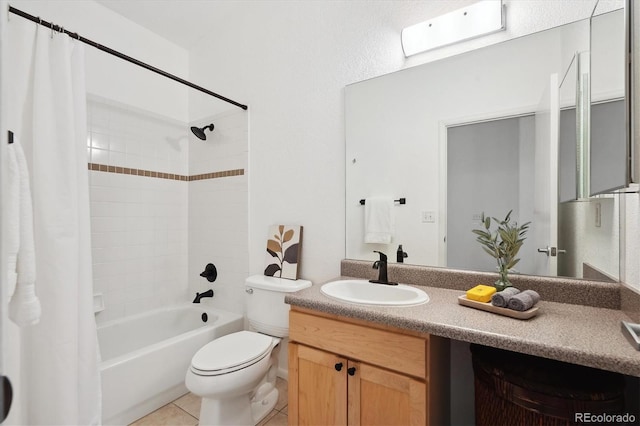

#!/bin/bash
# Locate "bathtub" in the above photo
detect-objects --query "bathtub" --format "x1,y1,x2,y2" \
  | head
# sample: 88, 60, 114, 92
98, 304, 244, 425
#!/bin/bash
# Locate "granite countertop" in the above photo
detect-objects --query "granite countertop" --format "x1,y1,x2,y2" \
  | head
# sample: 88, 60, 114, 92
285, 277, 640, 377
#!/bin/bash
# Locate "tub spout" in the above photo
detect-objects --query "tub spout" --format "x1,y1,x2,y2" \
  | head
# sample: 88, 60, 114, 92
193, 289, 214, 303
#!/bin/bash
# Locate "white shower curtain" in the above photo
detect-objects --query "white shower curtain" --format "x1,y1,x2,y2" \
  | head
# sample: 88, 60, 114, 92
4, 23, 101, 425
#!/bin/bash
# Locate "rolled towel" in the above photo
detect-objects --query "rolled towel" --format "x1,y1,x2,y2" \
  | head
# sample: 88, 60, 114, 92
507, 290, 540, 311
491, 287, 520, 308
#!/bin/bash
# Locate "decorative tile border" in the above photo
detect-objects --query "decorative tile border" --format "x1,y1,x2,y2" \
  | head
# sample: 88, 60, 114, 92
88, 163, 244, 182
189, 169, 245, 180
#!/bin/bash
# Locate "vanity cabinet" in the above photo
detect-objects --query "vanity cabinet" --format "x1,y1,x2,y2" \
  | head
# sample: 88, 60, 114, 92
288, 307, 449, 426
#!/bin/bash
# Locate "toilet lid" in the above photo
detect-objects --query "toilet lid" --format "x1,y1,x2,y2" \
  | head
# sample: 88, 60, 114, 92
191, 330, 273, 372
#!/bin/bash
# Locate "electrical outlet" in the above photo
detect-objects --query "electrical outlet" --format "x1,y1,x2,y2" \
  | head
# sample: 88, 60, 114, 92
421, 211, 436, 223
472, 213, 482, 222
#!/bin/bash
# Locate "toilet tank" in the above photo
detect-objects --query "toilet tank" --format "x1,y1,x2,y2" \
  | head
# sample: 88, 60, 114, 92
245, 275, 312, 337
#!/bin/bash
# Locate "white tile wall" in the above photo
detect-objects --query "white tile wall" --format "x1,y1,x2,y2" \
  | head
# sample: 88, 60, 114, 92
188, 110, 249, 315
88, 97, 190, 324
90, 171, 188, 323
88, 99, 248, 323
87, 96, 189, 175
189, 177, 248, 314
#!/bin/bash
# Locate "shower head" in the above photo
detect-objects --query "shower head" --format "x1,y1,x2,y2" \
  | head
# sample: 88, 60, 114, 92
191, 123, 215, 140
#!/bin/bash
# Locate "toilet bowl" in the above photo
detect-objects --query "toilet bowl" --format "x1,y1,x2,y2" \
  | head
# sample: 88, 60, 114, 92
186, 275, 312, 426
185, 331, 280, 425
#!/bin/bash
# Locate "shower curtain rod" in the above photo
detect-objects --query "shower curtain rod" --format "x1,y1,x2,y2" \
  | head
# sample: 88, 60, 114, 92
7, 5, 248, 111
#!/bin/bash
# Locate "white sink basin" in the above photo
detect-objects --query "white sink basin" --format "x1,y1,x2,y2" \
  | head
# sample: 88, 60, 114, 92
320, 279, 429, 307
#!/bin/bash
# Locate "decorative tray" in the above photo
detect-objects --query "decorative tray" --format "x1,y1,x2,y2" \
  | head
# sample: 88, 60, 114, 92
457, 295, 539, 320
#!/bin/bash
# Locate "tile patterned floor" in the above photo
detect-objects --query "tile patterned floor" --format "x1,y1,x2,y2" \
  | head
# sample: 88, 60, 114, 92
129, 378, 288, 426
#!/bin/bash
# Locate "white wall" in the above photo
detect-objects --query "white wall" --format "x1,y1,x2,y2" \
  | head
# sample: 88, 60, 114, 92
187, 0, 621, 286
8, 0, 189, 122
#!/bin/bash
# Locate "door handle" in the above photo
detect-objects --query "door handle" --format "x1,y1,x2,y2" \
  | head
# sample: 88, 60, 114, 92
537, 247, 567, 257
347, 367, 356, 376
335, 362, 343, 372
537, 246, 551, 255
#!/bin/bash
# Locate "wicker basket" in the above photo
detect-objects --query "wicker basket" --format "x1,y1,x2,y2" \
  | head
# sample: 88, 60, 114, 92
471, 344, 625, 425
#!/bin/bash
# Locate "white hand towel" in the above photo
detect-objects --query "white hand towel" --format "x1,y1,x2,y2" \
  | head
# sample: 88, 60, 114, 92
364, 197, 395, 244
7, 139, 41, 327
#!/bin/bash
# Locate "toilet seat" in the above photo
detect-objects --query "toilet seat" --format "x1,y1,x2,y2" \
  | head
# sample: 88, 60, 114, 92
190, 331, 276, 377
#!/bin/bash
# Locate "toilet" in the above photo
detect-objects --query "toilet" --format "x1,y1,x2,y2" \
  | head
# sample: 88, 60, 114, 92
185, 275, 312, 426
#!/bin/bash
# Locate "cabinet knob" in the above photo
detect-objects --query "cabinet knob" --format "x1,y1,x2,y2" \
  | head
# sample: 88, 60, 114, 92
335, 362, 343, 371
347, 367, 356, 376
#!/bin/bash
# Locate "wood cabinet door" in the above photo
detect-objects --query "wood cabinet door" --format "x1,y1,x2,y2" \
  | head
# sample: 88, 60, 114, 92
347, 361, 427, 426
289, 343, 347, 426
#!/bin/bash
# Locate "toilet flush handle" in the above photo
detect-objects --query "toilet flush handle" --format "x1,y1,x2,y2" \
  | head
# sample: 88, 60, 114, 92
246, 288, 253, 294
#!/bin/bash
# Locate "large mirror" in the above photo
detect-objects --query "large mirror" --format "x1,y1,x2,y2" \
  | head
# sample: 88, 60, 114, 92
345, 7, 627, 282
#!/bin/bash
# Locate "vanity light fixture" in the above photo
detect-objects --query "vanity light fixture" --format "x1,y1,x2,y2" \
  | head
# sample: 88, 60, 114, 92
401, 0, 506, 57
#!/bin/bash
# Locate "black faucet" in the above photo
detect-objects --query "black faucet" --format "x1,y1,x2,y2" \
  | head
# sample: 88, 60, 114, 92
193, 289, 214, 303
370, 251, 398, 285
200, 263, 217, 282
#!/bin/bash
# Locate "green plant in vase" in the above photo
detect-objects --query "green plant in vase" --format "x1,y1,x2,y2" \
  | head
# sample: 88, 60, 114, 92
472, 210, 530, 292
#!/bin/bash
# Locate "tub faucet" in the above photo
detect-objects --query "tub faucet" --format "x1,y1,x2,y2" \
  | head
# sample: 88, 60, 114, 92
370, 251, 397, 286
193, 289, 214, 303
